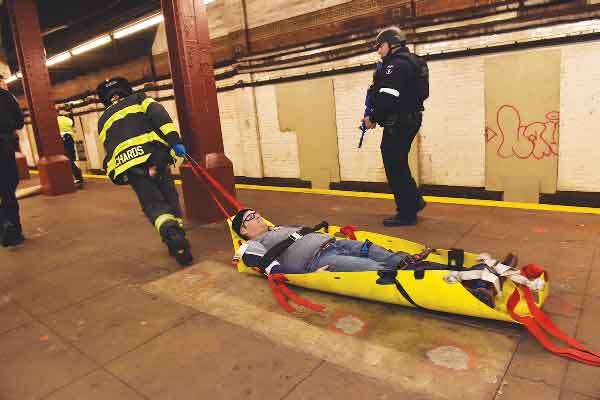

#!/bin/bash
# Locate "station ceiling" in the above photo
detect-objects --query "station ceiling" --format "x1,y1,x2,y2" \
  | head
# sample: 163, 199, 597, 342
1, 0, 161, 89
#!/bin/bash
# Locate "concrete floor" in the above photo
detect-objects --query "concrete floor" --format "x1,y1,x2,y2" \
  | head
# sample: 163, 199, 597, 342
1, 177, 599, 400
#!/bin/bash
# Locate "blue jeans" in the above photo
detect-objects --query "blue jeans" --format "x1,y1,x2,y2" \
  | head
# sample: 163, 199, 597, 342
307, 240, 410, 272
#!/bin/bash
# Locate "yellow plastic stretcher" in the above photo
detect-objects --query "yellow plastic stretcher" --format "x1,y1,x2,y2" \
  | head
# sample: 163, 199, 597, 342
227, 219, 550, 323
184, 157, 593, 362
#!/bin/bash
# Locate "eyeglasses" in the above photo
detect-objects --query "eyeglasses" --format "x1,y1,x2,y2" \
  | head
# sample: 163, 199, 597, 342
243, 211, 258, 223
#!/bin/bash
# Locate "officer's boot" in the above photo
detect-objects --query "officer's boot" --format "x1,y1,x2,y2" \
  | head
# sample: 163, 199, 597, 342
1, 221, 24, 247
383, 214, 417, 227
417, 196, 427, 213
162, 225, 193, 266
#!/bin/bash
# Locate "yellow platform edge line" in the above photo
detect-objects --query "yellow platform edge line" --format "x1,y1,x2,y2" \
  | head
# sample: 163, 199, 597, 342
28, 169, 600, 215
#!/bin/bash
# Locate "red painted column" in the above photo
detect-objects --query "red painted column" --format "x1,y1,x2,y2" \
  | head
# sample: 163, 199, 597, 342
6, 0, 74, 196
161, 0, 237, 223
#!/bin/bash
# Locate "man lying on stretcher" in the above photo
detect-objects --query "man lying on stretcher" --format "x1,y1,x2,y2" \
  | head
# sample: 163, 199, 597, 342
231, 208, 413, 274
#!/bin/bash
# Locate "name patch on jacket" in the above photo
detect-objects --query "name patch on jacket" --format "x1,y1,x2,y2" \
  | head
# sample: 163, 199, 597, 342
114, 145, 145, 167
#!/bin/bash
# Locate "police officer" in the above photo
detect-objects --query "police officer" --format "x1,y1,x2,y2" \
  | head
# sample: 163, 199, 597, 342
57, 115, 84, 187
0, 76, 25, 246
362, 27, 427, 226
96, 77, 193, 266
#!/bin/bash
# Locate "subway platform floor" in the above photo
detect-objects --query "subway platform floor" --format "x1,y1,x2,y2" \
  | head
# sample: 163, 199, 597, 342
1, 176, 599, 400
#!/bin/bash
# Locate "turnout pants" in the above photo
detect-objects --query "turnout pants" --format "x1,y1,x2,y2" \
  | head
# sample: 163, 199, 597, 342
0, 138, 22, 234
127, 165, 182, 236
380, 112, 423, 218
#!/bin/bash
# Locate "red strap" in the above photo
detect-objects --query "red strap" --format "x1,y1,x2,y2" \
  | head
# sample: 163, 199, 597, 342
340, 225, 357, 240
268, 275, 294, 313
521, 264, 546, 280
277, 282, 326, 312
508, 287, 600, 366
185, 157, 243, 213
522, 286, 600, 357
268, 274, 325, 313
188, 165, 231, 218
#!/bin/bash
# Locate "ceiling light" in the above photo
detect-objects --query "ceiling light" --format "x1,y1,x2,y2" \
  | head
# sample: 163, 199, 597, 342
71, 35, 111, 55
46, 52, 72, 66
113, 14, 164, 39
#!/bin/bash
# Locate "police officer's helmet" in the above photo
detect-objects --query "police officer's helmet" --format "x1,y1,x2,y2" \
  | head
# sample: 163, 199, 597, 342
374, 27, 407, 49
96, 76, 133, 107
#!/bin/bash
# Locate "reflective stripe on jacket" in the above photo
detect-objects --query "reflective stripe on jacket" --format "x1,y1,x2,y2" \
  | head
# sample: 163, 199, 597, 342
97, 93, 181, 184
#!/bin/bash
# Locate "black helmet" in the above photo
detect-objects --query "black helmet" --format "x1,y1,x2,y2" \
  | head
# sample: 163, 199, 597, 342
96, 76, 133, 107
374, 27, 407, 49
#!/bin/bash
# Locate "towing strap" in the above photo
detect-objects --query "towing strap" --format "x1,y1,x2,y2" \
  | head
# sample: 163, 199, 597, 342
268, 274, 325, 313
507, 265, 600, 366
185, 154, 242, 218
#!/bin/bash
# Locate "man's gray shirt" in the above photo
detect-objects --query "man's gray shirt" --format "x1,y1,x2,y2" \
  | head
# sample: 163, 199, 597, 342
242, 226, 333, 274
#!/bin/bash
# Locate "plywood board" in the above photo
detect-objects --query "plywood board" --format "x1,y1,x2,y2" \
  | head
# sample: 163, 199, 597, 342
484, 50, 560, 196
276, 78, 341, 188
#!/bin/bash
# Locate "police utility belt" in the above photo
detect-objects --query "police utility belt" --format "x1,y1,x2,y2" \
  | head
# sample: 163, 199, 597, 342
381, 111, 420, 127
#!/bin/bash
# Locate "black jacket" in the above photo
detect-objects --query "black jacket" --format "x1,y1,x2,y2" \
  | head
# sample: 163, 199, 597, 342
371, 47, 418, 125
0, 87, 24, 138
97, 93, 182, 185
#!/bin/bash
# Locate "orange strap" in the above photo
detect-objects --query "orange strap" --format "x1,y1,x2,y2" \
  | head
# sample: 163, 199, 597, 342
268, 274, 295, 313
268, 274, 325, 313
184, 155, 243, 218
188, 164, 231, 218
340, 224, 357, 240
508, 286, 600, 366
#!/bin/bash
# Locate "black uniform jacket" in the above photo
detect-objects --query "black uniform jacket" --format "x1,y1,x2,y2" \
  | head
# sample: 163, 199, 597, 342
0, 87, 24, 139
98, 93, 182, 185
371, 47, 417, 125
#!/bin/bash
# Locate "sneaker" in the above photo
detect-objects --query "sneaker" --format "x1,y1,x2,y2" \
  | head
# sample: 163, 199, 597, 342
382, 214, 418, 227
74, 179, 84, 188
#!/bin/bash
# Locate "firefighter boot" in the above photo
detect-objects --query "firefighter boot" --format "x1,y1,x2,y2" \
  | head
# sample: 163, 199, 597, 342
163, 226, 193, 266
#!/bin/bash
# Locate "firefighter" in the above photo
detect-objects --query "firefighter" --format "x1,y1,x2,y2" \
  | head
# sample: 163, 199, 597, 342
96, 77, 193, 266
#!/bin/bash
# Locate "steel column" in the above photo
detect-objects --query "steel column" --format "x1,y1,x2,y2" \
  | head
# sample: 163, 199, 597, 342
161, 0, 237, 223
7, 0, 74, 196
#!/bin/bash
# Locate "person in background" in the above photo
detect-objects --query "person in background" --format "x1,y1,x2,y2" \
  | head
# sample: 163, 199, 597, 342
0, 75, 25, 247
57, 115, 84, 187
362, 27, 429, 226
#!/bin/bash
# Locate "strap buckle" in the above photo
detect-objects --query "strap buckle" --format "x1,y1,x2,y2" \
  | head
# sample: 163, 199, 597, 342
289, 232, 303, 241
359, 239, 372, 257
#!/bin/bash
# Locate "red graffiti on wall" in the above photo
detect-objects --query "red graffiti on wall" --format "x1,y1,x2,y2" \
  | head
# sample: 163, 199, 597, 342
485, 105, 559, 160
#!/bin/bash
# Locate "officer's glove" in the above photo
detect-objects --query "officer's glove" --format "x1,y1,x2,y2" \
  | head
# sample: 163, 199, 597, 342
173, 143, 187, 157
